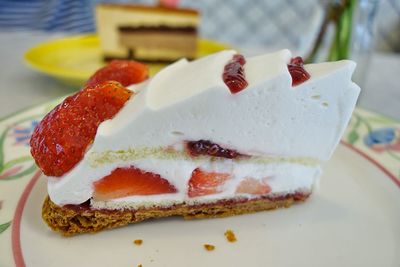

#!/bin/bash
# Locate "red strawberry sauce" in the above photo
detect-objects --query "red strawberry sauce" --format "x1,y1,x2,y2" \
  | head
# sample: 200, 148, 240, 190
223, 54, 311, 93
186, 140, 243, 159
287, 57, 310, 86
223, 54, 248, 94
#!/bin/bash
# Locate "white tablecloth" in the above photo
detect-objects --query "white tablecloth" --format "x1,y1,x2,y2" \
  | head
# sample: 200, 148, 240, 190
0, 32, 399, 120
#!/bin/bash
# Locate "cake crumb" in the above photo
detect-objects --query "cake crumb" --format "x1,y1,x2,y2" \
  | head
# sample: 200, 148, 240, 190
137, 264, 142, 267
204, 244, 215, 251
224, 229, 237, 242
133, 239, 143, 246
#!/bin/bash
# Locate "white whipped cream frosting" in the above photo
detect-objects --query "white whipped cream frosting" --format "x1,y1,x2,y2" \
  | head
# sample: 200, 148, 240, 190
47, 49, 360, 206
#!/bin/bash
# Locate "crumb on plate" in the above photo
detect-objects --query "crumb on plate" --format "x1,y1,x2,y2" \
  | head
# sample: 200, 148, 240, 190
224, 229, 237, 242
133, 239, 143, 245
204, 244, 215, 251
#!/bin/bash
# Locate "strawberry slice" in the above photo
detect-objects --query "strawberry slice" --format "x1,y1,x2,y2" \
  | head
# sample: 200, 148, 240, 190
235, 177, 271, 195
93, 167, 177, 201
188, 168, 230, 198
30, 81, 133, 177
85, 60, 149, 88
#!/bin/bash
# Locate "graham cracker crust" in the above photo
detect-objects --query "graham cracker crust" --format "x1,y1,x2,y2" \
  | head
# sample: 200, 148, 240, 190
42, 193, 309, 236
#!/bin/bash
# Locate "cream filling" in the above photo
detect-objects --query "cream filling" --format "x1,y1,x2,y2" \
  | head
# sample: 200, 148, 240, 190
89, 160, 320, 210
48, 154, 319, 206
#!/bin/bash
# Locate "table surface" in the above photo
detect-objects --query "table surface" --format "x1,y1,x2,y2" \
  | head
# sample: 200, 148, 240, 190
0, 31, 399, 121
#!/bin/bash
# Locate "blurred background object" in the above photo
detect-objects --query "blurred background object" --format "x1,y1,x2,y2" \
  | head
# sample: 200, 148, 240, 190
95, 3, 200, 63
1, 0, 398, 52
0, 0, 399, 119
0, 0, 96, 32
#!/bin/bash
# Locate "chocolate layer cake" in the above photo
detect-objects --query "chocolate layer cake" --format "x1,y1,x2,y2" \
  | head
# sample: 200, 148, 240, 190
95, 4, 199, 63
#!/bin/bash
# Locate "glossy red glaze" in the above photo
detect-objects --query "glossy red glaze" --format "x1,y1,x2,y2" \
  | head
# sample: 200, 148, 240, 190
223, 54, 248, 94
288, 56, 310, 86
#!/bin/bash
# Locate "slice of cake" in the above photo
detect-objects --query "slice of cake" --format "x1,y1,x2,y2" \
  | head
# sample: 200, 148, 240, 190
31, 50, 360, 236
95, 4, 199, 63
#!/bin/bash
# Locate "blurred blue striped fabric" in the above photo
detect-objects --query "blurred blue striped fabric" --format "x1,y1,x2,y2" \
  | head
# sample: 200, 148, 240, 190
0, 0, 96, 32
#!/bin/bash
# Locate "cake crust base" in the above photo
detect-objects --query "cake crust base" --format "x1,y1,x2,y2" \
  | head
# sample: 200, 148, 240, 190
42, 193, 309, 236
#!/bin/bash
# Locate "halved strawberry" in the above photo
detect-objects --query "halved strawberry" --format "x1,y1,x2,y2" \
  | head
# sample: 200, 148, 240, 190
235, 177, 271, 195
93, 167, 177, 201
30, 81, 133, 177
85, 60, 149, 88
188, 168, 230, 198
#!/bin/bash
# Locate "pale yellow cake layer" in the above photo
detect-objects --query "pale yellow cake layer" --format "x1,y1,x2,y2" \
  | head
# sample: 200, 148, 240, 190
120, 32, 197, 52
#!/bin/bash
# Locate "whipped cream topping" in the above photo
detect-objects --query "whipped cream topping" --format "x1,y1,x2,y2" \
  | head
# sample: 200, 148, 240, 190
47, 50, 360, 206
91, 49, 359, 159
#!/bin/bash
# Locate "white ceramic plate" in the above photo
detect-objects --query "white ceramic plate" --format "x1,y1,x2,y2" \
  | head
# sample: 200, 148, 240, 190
1, 103, 400, 267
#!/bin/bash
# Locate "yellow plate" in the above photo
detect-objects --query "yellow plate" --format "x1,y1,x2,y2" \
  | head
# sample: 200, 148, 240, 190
24, 34, 230, 86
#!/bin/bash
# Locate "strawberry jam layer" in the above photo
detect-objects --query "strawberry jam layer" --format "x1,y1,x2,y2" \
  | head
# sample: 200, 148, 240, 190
223, 54, 248, 94
185, 140, 244, 159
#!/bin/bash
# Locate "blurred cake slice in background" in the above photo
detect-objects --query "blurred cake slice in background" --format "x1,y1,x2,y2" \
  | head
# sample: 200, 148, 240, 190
95, 4, 199, 63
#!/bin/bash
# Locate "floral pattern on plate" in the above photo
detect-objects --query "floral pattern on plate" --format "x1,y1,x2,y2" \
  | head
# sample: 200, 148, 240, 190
346, 110, 400, 179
